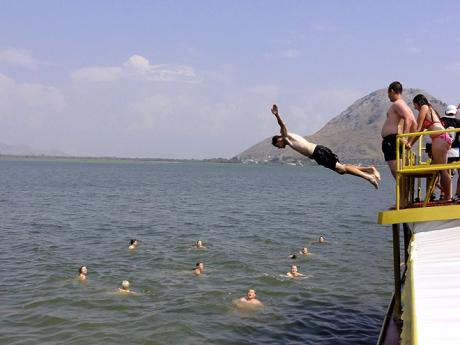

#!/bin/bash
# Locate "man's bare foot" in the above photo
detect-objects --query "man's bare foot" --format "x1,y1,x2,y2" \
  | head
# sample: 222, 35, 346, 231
372, 167, 381, 181
369, 175, 379, 189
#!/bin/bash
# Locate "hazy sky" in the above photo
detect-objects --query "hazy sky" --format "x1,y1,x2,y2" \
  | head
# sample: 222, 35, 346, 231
1, 1, 459, 158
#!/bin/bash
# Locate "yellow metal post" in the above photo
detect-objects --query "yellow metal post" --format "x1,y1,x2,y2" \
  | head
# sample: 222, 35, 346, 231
392, 224, 402, 319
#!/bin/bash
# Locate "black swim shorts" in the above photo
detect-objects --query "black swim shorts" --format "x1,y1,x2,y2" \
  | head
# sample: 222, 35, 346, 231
382, 134, 402, 162
312, 145, 339, 171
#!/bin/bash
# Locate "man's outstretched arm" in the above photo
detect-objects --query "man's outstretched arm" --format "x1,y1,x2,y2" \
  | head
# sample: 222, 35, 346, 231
271, 104, 288, 137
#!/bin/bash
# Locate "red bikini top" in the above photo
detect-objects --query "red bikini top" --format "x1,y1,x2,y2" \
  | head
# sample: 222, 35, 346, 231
422, 107, 442, 129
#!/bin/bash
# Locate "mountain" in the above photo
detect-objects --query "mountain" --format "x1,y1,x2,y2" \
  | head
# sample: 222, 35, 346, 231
0, 142, 67, 157
235, 88, 447, 164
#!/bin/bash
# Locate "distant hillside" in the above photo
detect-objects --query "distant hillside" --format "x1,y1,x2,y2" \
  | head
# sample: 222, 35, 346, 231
235, 88, 446, 164
0, 142, 67, 157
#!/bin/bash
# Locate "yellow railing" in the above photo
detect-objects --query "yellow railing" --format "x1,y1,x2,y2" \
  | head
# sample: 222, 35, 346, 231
394, 128, 460, 209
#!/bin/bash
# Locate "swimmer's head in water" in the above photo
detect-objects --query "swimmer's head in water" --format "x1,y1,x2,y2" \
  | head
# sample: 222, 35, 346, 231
291, 265, 298, 274
130, 239, 138, 246
196, 262, 204, 271
302, 247, 308, 254
196, 240, 203, 247
247, 289, 256, 300
79, 266, 88, 275
319, 236, 325, 243
121, 280, 130, 290
271, 135, 287, 149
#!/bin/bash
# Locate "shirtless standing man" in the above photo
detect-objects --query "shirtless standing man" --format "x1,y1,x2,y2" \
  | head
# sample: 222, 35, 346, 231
381, 81, 417, 177
271, 105, 380, 188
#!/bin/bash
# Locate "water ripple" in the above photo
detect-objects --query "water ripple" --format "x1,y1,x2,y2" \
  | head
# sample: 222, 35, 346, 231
0, 160, 394, 344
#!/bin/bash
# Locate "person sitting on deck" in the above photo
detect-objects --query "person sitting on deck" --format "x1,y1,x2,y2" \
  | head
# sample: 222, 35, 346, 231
270, 104, 380, 189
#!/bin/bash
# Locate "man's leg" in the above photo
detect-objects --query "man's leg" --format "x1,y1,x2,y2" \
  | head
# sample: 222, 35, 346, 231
387, 160, 397, 178
334, 162, 379, 189
354, 166, 381, 181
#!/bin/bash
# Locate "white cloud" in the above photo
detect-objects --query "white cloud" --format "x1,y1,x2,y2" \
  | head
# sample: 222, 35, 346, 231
125, 92, 238, 137
0, 73, 66, 129
284, 88, 362, 135
71, 54, 198, 82
0, 48, 39, 69
70, 66, 122, 81
125, 93, 196, 132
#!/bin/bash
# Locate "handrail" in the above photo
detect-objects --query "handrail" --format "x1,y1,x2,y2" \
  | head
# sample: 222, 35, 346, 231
393, 127, 460, 209
397, 127, 460, 138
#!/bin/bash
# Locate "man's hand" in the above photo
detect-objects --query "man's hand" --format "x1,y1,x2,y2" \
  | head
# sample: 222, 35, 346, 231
402, 138, 411, 150
271, 104, 288, 137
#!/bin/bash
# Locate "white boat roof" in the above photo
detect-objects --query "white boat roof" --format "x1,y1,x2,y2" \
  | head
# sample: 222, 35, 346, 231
403, 220, 460, 345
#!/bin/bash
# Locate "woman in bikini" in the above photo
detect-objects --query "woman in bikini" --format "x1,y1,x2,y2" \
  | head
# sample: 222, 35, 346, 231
407, 94, 453, 201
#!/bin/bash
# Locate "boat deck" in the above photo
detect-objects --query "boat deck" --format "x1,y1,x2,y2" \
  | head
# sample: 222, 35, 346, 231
379, 200, 460, 225
401, 220, 460, 345
377, 130, 460, 344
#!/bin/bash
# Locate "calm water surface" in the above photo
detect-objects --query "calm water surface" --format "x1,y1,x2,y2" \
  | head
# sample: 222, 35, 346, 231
0, 159, 396, 345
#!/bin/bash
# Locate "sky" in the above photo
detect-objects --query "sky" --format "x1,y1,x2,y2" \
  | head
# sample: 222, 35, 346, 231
1, 0, 459, 159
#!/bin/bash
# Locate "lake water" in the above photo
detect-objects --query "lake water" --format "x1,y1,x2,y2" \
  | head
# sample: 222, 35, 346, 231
0, 159, 396, 345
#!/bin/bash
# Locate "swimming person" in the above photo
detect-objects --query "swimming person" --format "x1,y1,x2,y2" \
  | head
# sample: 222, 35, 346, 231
119, 280, 131, 292
287, 265, 303, 278
271, 104, 380, 189
118, 280, 139, 295
193, 262, 204, 275
319, 236, 326, 243
300, 247, 310, 256
79, 266, 88, 281
193, 240, 206, 249
234, 289, 263, 308
129, 239, 138, 250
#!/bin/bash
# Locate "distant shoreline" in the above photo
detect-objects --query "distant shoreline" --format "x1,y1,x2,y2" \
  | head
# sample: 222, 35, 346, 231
0, 154, 241, 164
0, 154, 385, 166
